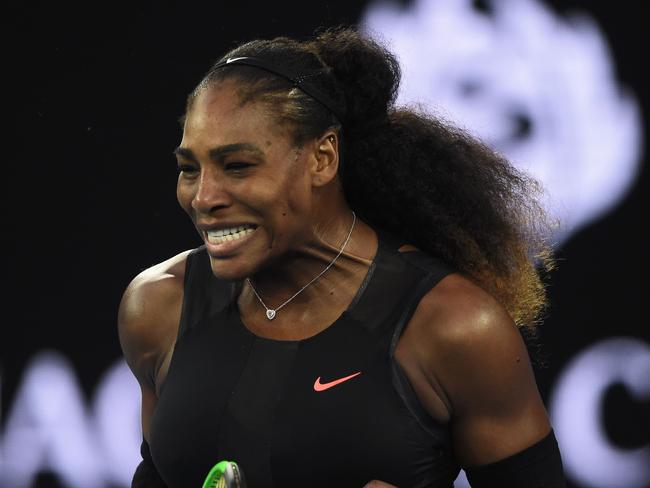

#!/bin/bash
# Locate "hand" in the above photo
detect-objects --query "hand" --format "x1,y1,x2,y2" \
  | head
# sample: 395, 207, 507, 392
363, 481, 398, 488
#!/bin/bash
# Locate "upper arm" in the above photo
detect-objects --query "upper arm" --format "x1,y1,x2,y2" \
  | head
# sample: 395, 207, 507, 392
117, 251, 190, 440
412, 274, 551, 468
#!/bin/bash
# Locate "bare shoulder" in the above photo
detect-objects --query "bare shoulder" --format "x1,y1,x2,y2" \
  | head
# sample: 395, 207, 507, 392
117, 250, 193, 386
411, 273, 518, 348
407, 273, 537, 414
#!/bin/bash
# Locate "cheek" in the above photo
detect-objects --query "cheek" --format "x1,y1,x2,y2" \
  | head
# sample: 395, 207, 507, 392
255, 178, 309, 237
283, 173, 312, 213
278, 160, 311, 205
240, 175, 292, 211
176, 179, 194, 214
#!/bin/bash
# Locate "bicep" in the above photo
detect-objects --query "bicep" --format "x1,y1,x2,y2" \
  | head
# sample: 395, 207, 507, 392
448, 325, 551, 468
117, 269, 184, 441
415, 277, 552, 468
118, 288, 160, 443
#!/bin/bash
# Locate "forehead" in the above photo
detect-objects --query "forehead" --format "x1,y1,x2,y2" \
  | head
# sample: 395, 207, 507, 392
182, 81, 286, 147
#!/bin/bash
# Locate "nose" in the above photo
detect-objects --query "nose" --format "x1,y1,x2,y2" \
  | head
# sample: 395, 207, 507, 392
191, 168, 232, 214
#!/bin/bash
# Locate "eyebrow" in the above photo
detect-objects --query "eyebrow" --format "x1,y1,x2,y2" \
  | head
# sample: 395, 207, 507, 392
173, 143, 265, 161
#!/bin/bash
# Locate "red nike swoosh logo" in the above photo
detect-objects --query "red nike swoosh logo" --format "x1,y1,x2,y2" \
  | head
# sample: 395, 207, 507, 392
313, 371, 362, 392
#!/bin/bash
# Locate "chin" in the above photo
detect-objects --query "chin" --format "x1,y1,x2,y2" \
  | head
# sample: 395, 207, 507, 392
208, 258, 250, 282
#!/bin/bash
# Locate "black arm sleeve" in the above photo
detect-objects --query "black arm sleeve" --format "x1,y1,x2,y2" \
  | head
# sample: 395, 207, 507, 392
465, 430, 567, 488
131, 439, 168, 488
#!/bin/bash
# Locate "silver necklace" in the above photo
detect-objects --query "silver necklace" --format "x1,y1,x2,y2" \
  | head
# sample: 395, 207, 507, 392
246, 211, 356, 320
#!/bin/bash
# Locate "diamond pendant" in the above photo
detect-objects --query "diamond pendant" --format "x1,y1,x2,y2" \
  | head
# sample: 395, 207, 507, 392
266, 309, 276, 320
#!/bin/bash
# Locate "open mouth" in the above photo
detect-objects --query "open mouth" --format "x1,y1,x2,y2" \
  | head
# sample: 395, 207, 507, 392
205, 224, 257, 245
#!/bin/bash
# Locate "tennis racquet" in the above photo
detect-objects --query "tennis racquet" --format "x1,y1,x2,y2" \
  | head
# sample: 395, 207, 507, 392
201, 460, 247, 488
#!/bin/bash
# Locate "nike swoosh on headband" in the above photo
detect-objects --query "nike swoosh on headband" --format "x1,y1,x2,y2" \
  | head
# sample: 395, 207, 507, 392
313, 371, 362, 391
211, 56, 346, 122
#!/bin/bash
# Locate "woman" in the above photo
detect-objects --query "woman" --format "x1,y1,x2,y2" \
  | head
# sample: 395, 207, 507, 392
118, 27, 565, 487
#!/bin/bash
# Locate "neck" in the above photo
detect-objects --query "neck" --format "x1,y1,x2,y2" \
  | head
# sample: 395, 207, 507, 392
238, 212, 377, 317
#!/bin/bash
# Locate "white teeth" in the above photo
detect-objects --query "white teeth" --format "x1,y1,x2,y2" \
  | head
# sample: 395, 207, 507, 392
206, 225, 256, 244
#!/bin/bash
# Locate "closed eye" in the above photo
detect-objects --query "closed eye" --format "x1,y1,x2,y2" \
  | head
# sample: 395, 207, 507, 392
177, 164, 198, 174
226, 162, 252, 169
226, 162, 253, 171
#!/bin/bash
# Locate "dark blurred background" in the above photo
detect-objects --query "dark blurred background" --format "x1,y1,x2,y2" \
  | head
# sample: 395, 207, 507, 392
2, 1, 648, 487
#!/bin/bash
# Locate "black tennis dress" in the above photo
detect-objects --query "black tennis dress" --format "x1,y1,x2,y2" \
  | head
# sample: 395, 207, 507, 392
149, 228, 460, 487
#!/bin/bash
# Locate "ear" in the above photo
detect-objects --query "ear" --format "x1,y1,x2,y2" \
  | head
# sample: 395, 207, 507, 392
310, 131, 339, 188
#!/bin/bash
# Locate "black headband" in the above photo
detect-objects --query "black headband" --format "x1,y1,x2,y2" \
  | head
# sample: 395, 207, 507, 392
211, 56, 346, 123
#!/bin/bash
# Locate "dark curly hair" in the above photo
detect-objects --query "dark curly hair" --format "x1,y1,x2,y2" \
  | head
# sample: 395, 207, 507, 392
184, 27, 555, 330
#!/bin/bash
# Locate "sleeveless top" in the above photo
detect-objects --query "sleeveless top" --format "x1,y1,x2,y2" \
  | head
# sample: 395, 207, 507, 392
149, 228, 460, 487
